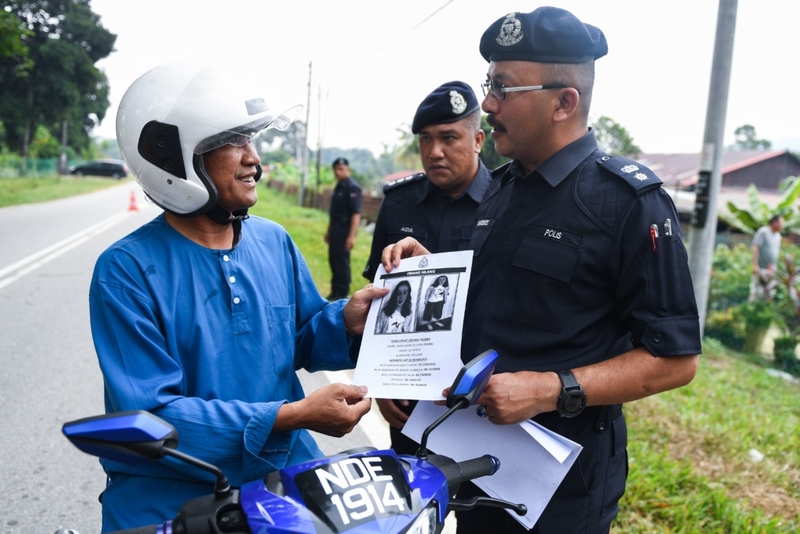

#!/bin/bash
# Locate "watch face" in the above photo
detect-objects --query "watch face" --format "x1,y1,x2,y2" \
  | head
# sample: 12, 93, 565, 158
564, 394, 584, 413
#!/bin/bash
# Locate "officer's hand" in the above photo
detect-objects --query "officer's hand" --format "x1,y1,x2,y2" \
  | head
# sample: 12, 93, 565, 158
346, 236, 356, 250
381, 237, 430, 273
455, 371, 560, 425
375, 398, 410, 429
343, 284, 390, 335
324, 230, 329, 244
279, 383, 372, 438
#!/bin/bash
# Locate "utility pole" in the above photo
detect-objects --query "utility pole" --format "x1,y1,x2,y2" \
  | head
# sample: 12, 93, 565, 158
300, 61, 312, 207
688, 0, 738, 334
315, 84, 323, 209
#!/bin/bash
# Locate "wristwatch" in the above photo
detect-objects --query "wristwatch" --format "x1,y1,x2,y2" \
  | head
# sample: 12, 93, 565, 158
556, 369, 587, 418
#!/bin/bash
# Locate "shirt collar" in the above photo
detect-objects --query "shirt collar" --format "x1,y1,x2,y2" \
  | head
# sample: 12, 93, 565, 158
418, 160, 492, 204
515, 129, 598, 187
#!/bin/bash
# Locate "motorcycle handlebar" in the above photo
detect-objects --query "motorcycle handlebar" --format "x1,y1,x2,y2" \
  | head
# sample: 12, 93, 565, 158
428, 453, 500, 490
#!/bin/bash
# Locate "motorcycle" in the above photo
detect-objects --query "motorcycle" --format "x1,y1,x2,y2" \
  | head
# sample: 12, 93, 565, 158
61, 349, 526, 534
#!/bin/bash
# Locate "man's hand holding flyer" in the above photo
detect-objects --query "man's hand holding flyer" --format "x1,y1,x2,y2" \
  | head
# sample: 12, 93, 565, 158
353, 250, 473, 400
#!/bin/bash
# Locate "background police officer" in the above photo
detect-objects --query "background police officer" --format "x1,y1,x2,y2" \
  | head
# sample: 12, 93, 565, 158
381, 7, 701, 533
363, 81, 490, 455
325, 157, 361, 300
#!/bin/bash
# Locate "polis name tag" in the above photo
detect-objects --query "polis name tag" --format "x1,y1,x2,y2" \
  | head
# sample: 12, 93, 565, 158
530, 224, 582, 248
294, 455, 412, 531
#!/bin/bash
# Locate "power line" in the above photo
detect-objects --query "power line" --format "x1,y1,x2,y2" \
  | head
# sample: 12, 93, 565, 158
370, 0, 455, 56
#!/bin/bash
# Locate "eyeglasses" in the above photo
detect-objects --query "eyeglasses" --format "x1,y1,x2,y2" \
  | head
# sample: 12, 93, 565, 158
481, 78, 576, 100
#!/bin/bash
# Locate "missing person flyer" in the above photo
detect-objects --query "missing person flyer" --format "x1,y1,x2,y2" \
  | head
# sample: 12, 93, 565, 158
353, 250, 473, 400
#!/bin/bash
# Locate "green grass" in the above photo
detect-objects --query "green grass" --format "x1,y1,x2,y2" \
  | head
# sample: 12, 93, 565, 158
0, 174, 129, 208
617, 337, 800, 532
250, 185, 372, 298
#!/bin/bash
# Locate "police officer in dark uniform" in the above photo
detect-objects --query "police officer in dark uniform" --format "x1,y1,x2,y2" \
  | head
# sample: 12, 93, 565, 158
325, 157, 361, 300
363, 81, 491, 455
381, 7, 702, 533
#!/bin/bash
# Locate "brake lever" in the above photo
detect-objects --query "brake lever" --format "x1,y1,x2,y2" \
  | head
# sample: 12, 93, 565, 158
448, 496, 527, 516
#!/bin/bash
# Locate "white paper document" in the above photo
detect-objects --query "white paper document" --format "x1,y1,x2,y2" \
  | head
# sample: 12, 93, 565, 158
353, 250, 473, 400
402, 402, 583, 530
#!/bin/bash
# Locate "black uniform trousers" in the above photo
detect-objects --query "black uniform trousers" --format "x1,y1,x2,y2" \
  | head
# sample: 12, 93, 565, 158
455, 405, 626, 534
328, 222, 352, 299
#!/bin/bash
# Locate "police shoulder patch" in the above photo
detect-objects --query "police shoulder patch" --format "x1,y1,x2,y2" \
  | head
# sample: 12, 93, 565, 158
597, 154, 662, 194
383, 172, 427, 194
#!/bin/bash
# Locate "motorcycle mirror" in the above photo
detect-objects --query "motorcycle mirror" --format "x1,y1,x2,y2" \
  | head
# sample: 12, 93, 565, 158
62, 410, 178, 465
417, 349, 498, 459
63, 410, 233, 498
446, 349, 498, 409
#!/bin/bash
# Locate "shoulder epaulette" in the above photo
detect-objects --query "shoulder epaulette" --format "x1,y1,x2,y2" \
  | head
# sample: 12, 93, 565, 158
597, 154, 662, 194
383, 172, 426, 194
490, 161, 512, 180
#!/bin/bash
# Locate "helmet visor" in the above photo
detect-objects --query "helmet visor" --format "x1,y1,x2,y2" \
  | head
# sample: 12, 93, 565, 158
194, 104, 303, 154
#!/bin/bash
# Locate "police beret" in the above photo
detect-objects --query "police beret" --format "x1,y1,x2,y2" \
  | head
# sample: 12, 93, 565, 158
411, 81, 479, 134
480, 7, 607, 64
332, 157, 349, 167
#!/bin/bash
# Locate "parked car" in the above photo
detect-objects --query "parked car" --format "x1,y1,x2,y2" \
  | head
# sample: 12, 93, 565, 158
69, 159, 129, 179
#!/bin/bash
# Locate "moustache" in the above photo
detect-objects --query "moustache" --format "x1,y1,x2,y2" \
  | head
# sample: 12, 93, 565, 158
486, 114, 506, 133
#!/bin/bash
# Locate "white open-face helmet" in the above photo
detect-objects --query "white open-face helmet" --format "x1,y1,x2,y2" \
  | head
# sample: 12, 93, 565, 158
116, 63, 300, 217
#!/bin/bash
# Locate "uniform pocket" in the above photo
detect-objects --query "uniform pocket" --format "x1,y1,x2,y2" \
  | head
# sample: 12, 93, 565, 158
498, 235, 580, 332
470, 218, 495, 256
388, 224, 428, 248
266, 305, 295, 380
601, 412, 628, 516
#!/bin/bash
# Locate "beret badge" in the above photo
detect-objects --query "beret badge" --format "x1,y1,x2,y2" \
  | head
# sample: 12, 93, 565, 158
449, 90, 467, 114
496, 12, 523, 47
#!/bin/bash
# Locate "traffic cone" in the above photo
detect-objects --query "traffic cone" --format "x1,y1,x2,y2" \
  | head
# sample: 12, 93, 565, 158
128, 189, 138, 212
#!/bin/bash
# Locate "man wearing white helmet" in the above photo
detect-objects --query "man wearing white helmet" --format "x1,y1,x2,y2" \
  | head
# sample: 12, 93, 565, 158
90, 63, 388, 531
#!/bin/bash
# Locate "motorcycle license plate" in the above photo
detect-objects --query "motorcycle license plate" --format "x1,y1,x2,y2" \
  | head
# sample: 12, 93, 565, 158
294, 454, 413, 531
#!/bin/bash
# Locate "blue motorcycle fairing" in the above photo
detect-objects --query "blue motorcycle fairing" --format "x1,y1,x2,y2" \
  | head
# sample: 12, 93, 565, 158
239, 449, 449, 533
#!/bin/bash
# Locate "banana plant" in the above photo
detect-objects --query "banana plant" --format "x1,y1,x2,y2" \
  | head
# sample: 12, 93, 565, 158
718, 176, 800, 234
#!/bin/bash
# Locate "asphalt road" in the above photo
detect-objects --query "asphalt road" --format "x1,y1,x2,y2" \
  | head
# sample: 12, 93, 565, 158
0, 183, 398, 534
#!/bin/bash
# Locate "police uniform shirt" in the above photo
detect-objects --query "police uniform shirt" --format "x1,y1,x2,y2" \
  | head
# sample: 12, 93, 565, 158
329, 176, 362, 226
464, 131, 701, 373
362, 162, 492, 281
457, 131, 702, 531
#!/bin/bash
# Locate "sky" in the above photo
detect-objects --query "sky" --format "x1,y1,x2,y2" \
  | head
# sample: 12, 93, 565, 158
88, 0, 800, 158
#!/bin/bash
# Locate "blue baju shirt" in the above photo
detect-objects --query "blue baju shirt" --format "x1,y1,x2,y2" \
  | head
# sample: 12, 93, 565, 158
89, 213, 358, 531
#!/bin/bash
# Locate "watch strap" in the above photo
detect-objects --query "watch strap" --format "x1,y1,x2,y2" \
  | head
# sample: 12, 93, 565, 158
556, 369, 580, 390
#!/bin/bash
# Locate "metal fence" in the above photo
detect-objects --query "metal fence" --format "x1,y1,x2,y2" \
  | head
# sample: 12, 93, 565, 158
0, 157, 88, 178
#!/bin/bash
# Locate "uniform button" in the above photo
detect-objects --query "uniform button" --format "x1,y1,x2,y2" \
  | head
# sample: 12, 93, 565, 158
229, 276, 236, 284
233, 297, 241, 304
601, 156, 610, 161
223, 255, 230, 262
654, 334, 662, 343
598, 422, 606, 431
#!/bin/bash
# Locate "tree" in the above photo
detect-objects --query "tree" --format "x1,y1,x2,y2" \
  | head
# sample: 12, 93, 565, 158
479, 114, 510, 170
395, 123, 418, 170
731, 124, 771, 150
0, 1, 116, 157
28, 124, 61, 158
591, 116, 641, 157
260, 120, 308, 163
0, 9, 33, 77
